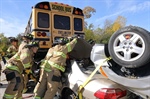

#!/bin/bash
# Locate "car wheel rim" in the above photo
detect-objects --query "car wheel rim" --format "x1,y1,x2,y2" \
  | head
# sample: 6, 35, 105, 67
113, 32, 145, 61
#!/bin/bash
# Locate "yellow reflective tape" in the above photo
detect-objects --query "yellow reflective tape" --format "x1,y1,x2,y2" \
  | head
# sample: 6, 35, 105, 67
4, 93, 15, 99
40, 60, 51, 72
54, 51, 67, 58
17, 97, 23, 99
6, 64, 21, 73
44, 68, 51, 72
23, 62, 31, 68
47, 53, 52, 57
20, 53, 29, 59
40, 59, 45, 66
48, 61, 65, 72
7, 49, 11, 52
73, 38, 77, 43
14, 54, 20, 60
22, 88, 28, 93
22, 53, 29, 56
12, 51, 16, 55
66, 43, 71, 52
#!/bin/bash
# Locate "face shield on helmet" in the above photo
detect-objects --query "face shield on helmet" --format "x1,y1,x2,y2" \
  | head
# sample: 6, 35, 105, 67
55, 38, 69, 46
23, 33, 33, 40
26, 40, 39, 53
27, 40, 39, 48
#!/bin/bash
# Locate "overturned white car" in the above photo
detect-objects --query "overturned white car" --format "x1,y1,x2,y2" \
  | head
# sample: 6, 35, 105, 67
91, 26, 150, 99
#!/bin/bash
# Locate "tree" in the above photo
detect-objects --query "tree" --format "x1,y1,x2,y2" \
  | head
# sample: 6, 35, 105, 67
16, 33, 23, 44
112, 16, 126, 32
83, 6, 96, 29
0, 33, 9, 52
84, 23, 95, 40
83, 6, 96, 40
98, 16, 127, 44
83, 6, 96, 19
103, 19, 114, 34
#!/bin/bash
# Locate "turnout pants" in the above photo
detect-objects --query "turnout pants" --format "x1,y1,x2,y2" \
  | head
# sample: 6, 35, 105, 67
34, 69, 62, 99
3, 70, 24, 99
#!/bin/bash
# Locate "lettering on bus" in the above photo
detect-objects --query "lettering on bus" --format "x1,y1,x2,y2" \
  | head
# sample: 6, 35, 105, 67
58, 31, 71, 36
52, 4, 71, 12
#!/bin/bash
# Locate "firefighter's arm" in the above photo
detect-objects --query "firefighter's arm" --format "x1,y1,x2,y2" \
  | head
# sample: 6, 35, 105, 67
20, 49, 32, 74
6, 47, 15, 58
65, 38, 77, 53
45, 48, 53, 59
39, 48, 53, 66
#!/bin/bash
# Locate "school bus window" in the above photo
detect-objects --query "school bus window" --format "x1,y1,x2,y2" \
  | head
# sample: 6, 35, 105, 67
74, 18, 82, 31
54, 15, 70, 30
38, 12, 49, 28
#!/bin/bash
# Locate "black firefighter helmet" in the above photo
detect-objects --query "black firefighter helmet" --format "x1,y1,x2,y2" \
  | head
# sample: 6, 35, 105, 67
8, 37, 18, 43
27, 40, 39, 47
53, 38, 70, 46
23, 33, 33, 40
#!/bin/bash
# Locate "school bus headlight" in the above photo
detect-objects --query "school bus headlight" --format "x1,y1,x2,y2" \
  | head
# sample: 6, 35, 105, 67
44, 5, 48, 9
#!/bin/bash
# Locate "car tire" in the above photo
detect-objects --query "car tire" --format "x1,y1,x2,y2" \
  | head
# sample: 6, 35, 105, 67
108, 26, 150, 68
61, 87, 77, 99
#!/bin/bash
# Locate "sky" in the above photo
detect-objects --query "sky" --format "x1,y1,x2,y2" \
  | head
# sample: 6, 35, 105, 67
0, 0, 150, 37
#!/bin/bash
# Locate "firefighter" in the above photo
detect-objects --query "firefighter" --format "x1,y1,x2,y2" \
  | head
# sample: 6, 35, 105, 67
34, 37, 77, 99
18, 33, 33, 52
6, 37, 18, 58
17, 33, 33, 93
2, 40, 39, 99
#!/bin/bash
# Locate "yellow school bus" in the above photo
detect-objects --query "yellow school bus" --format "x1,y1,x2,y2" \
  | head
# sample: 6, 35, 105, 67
24, 1, 84, 51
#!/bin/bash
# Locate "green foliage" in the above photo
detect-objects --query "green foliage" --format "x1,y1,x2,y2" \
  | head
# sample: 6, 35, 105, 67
0, 33, 9, 52
83, 6, 96, 19
84, 16, 127, 44
16, 33, 23, 45
85, 29, 95, 41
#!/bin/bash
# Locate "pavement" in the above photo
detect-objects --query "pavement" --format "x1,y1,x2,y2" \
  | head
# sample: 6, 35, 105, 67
0, 61, 34, 99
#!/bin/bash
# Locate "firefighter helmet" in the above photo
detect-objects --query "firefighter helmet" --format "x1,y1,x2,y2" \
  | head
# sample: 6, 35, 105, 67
8, 37, 18, 43
57, 38, 69, 45
27, 40, 39, 47
23, 33, 33, 40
